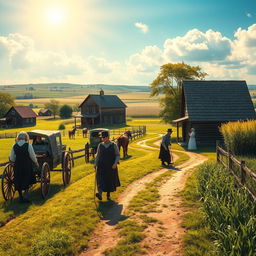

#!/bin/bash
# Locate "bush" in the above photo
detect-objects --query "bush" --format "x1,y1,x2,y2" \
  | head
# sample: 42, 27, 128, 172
220, 120, 256, 156
59, 105, 73, 119
58, 123, 65, 130
197, 163, 256, 255
29, 229, 73, 256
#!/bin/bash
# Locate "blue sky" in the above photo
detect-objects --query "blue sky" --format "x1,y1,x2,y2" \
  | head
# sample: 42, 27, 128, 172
0, 0, 256, 85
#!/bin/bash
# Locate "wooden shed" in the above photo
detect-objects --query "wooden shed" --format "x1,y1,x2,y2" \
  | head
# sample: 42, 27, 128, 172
4, 106, 37, 127
38, 108, 52, 116
173, 80, 256, 145
78, 90, 127, 127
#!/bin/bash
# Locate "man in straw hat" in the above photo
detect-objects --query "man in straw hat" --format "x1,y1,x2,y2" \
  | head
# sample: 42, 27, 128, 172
159, 128, 173, 166
94, 131, 120, 201
10, 131, 39, 203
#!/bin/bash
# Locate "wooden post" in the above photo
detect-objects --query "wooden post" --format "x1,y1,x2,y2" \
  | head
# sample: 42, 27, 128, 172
241, 160, 246, 185
69, 147, 74, 167
228, 150, 233, 171
216, 140, 220, 162
176, 123, 179, 143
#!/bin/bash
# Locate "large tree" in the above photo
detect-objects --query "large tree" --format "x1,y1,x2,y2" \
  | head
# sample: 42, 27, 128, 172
0, 92, 15, 117
150, 63, 207, 122
59, 104, 73, 119
44, 100, 60, 119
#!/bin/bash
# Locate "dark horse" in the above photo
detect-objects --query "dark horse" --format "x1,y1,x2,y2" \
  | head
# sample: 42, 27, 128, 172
82, 128, 88, 138
68, 127, 76, 139
117, 131, 132, 158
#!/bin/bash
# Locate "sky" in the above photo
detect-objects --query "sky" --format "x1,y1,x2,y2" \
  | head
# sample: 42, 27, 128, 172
0, 0, 256, 85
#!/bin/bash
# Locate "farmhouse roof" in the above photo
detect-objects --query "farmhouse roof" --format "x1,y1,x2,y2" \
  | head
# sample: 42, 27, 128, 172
79, 94, 127, 108
5, 106, 37, 118
39, 108, 51, 114
182, 80, 256, 122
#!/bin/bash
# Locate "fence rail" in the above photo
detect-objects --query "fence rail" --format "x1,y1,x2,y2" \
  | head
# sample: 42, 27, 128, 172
216, 141, 256, 201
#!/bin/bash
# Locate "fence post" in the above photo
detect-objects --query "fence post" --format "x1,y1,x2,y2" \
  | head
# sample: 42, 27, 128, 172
216, 140, 220, 162
69, 147, 74, 167
228, 150, 233, 172
241, 160, 246, 185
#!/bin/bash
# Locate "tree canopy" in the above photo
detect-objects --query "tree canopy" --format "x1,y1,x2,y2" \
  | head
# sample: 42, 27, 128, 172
0, 92, 15, 117
150, 62, 207, 122
59, 105, 73, 119
44, 100, 60, 119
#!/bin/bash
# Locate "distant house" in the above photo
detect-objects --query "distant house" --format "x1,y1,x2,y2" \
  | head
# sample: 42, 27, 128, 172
4, 106, 37, 127
78, 90, 127, 127
38, 108, 52, 116
173, 80, 256, 145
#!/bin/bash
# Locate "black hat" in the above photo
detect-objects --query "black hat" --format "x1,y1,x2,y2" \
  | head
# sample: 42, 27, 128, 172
101, 131, 109, 138
167, 128, 173, 132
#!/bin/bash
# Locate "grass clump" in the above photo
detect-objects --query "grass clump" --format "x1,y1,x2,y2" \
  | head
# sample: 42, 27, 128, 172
220, 120, 256, 155
197, 162, 256, 255
29, 229, 73, 256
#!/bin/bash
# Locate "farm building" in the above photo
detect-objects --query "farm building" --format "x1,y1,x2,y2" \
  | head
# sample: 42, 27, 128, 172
38, 108, 52, 116
4, 106, 37, 127
78, 90, 127, 127
173, 80, 256, 145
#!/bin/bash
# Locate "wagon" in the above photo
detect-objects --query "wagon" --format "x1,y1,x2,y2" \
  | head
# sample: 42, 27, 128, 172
85, 128, 110, 163
1, 130, 72, 201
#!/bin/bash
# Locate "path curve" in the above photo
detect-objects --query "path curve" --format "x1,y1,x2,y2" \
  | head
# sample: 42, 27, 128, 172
81, 136, 207, 256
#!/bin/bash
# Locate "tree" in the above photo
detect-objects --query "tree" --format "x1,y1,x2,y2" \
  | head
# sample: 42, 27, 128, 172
0, 92, 15, 117
59, 105, 73, 119
44, 100, 60, 119
150, 62, 207, 121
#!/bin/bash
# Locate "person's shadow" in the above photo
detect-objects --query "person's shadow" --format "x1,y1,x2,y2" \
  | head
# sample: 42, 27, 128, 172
97, 200, 128, 226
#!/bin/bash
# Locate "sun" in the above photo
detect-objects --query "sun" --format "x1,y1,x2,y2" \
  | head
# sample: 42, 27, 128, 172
44, 6, 67, 26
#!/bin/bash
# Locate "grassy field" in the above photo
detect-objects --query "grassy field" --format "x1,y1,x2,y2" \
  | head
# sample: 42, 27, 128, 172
0, 118, 174, 256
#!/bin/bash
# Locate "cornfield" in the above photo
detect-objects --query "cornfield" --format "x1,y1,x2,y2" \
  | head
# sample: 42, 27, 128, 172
220, 120, 256, 156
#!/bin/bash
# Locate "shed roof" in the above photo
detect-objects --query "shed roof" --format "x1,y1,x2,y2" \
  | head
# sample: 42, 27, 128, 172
79, 95, 127, 108
183, 80, 256, 122
5, 106, 37, 118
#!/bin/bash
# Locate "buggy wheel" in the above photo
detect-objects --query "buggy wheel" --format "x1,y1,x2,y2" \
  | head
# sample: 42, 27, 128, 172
1, 163, 15, 201
40, 162, 50, 199
85, 143, 90, 163
62, 152, 71, 186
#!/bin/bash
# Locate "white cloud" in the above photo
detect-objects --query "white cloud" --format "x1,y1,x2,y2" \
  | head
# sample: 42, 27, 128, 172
134, 22, 149, 33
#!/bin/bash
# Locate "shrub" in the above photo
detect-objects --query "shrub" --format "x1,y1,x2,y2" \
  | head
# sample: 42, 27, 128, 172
58, 123, 65, 130
29, 229, 73, 256
220, 120, 256, 156
60, 104, 73, 119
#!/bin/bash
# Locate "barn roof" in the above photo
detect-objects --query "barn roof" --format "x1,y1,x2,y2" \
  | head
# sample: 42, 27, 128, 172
183, 80, 256, 122
79, 94, 127, 108
39, 108, 51, 114
5, 106, 37, 118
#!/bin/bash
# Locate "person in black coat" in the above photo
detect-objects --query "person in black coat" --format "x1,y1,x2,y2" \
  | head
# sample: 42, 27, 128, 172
10, 132, 39, 203
94, 131, 120, 200
159, 128, 173, 166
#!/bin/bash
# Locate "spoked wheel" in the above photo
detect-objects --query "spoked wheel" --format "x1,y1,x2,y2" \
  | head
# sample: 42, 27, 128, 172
1, 163, 15, 201
40, 162, 50, 199
85, 143, 90, 163
62, 152, 72, 186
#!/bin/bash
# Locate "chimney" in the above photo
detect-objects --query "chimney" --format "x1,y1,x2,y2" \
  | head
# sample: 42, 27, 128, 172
100, 89, 104, 96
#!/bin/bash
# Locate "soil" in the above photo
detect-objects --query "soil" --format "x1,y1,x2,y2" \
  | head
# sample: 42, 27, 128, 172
81, 137, 207, 256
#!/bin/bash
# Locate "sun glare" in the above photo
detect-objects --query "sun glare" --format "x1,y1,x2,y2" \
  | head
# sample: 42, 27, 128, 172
44, 6, 66, 25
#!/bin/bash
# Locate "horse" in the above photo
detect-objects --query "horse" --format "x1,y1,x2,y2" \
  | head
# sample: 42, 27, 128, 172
68, 127, 76, 139
117, 131, 132, 158
82, 128, 88, 138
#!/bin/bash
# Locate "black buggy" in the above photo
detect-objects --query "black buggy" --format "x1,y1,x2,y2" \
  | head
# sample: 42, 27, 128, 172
1, 130, 72, 201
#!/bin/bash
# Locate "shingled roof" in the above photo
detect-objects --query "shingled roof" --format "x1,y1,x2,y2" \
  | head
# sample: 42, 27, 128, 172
5, 106, 37, 118
79, 94, 127, 108
183, 80, 256, 122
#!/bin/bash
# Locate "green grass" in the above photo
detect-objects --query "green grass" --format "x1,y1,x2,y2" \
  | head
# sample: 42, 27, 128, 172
0, 119, 171, 256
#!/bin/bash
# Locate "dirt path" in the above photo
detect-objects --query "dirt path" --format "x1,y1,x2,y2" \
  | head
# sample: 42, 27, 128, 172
81, 137, 207, 256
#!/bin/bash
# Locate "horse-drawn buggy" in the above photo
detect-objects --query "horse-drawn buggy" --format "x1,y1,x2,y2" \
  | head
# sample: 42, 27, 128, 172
85, 128, 109, 163
1, 130, 72, 201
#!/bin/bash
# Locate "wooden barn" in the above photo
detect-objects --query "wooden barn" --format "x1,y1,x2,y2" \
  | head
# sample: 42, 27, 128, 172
4, 106, 37, 127
78, 90, 127, 127
38, 108, 52, 116
173, 80, 256, 145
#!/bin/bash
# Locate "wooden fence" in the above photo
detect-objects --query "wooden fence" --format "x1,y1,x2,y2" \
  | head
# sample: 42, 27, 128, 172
216, 141, 256, 201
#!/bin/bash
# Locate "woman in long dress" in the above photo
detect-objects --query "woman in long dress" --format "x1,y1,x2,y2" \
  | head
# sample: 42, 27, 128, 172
188, 128, 197, 150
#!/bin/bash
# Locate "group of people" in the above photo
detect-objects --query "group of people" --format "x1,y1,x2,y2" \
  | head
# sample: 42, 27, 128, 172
9, 127, 197, 203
